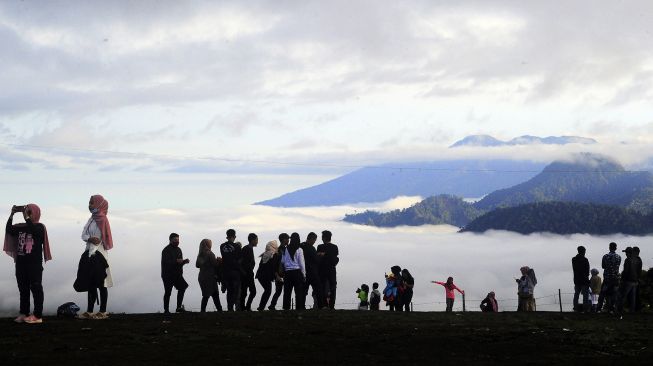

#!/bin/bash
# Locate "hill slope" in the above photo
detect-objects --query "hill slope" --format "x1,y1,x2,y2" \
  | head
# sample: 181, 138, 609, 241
257, 160, 544, 207
461, 201, 653, 235
343, 195, 482, 227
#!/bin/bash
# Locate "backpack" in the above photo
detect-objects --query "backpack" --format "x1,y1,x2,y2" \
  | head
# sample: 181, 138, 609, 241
57, 302, 81, 318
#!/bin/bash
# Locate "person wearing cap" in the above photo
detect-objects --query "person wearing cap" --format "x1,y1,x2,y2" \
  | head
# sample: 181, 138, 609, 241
572, 246, 591, 312
597, 242, 621, 313
619, 246, 642, 313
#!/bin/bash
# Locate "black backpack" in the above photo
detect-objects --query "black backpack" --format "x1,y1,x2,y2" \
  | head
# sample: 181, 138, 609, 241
57, 302, 81, 318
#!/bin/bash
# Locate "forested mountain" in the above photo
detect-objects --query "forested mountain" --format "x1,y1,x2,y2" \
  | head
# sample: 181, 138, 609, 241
257, 160, 544, 207
342, 195, 482, 227
474, 154, 653, 214
460, 202, 653, 235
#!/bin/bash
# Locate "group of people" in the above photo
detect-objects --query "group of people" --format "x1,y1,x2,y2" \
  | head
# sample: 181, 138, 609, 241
3, 199, 648, 322
5, 195, 114, 324
160, 230, 340, 313
572, 242, 643, 315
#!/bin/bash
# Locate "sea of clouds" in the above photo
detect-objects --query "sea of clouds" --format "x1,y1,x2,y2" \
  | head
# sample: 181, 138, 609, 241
1, 198, 651, 316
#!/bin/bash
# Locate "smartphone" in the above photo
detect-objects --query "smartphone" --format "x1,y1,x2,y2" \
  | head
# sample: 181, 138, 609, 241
13, 205, 26, 212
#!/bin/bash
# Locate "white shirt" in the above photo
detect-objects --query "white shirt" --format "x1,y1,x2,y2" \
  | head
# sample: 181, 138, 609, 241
281, 247, 306, 277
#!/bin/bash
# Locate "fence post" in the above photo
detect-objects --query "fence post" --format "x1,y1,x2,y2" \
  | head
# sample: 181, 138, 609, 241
462, 293, 466, 312
292, 298, 295, 310
410, 302, 413, 312
558, 289, 563, 313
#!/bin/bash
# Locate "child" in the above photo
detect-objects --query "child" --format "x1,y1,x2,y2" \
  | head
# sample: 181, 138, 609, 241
356, 284, 369, 310
590, 268, 602, 313
369, 282, 381, 311
432, 277, 464, 312
383, 273, 398, 310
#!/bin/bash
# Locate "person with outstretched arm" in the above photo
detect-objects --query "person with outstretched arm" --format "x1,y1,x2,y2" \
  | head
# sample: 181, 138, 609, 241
4, 204, 52, 324
161, 233, 190, 313
432, 277, 464, 312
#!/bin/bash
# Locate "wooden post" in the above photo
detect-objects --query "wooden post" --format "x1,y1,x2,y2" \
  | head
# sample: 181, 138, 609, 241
292, 298, 295, 310
410, 302, 413, 312
558, 289, 563, 313
462, 293, 466, 312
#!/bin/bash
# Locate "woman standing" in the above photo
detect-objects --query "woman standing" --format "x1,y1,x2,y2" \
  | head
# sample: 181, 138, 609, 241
282, 233, 306, 310
255, 240, 279, 311
79, 195, 114, 320
4, 204, 52, 324
196, 239, 223, 312
401, 269, 415, 312
516, 266, 537, 312
432, 277, 464, 312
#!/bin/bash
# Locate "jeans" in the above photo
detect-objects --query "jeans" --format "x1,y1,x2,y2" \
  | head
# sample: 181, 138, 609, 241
619, 281, 638, 313
321, 270, 337, 309
88, 287, 108, 313
224, 270, 242, 311
597, 279, 619, 313
16, 259, 44, 318
257, 278, 272, 310
163, 276, 188, 312
283, 270, 305, 310
269, 280, 283, 309
304, 270, 324, 309
240, 273, 256, 310
573, 285, 590, 311
446, 298, 454, 312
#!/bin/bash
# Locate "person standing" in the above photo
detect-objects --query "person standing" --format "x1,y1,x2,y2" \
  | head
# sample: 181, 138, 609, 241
161, 233, 190, 313
239, 233, 258, 311
432, 277, 464, 312
301, 232, 323, 309
79, 195, 114, 320
516, 267, 537, 311
597, 242, 621, 313
268, 233, 289, 310
369, 282, 381, 311
317, 230, 339, 309
255, 240, 279, 311
590, 268, 602, 313
220, 229, 242, 311
401, 269, 415, 312
619, 247, 642, 313
196, 239, 223, 312
572, 246, 591, 312
4, 204, 52, 324
281, 233, 306, 310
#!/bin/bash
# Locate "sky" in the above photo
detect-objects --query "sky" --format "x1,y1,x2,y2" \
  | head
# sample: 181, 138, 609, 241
1, 1, 653, 315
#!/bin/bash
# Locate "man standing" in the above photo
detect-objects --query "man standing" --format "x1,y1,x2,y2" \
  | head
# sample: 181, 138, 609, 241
239, 233, 258, 311
597, 242, 621, 313
572, 246, 590, 312
220, 229, 242, 311
161, 233, 189, 313
301, 232, 324, 309
317, 230, 339, 309
619, 247, 642, 313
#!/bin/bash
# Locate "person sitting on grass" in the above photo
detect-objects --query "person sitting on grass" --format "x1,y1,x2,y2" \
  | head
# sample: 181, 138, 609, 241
480, 292, 498, 312
432, 277, 464, 312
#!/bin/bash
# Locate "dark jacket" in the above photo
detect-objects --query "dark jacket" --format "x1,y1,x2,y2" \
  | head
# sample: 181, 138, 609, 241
220, 241, 242, 275
196, 250, 221, 297
256, 253, 279, 282
74, 251, 108, 292
241, 244, 256, 277
622, 256, 643, 282
480, 297, 498, 312
301, 242, 320, 274
317, 242, 339, 275
161, 244, 184, 280
572, 254, 590, 286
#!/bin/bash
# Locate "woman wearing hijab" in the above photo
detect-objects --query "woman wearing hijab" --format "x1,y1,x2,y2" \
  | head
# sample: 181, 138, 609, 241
282, 232, 306, 310
5, 204, 52, 324
79, 195, 114, 320
255, 239, 279, 311
196, 239, 223, 312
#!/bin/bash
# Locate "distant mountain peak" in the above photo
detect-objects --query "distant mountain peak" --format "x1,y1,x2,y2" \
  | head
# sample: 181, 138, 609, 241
543, 153, 624, 173
450, 135, 597, 148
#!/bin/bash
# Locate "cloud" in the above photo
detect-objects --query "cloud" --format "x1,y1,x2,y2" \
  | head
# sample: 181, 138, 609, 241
1, 202, 650, 315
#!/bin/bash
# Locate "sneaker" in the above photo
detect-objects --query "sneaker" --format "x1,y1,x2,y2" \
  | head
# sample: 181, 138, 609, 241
24, 315, 43, 324
175, 305, 186, 313
13, 314, 27, 323
268, 306, 276, 311
78, 312, 94, 319
92, 312, 109, 320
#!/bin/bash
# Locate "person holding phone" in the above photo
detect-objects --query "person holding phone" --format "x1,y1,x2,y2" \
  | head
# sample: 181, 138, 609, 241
162, 232, 190, 313
4, 204, 52, 324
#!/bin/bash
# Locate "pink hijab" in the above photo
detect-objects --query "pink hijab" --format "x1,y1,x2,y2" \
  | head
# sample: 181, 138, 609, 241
3, 204, 52, 262
90, 195, 113, 250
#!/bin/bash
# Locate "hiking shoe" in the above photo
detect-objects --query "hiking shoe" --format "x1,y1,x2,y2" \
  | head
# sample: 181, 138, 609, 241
175, 306, 186, 313
24, 315, 43, 324
92, 312, 109, 320
267, 306, 276, 311
13, 315, 27, 323
78, 312, 93, 320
